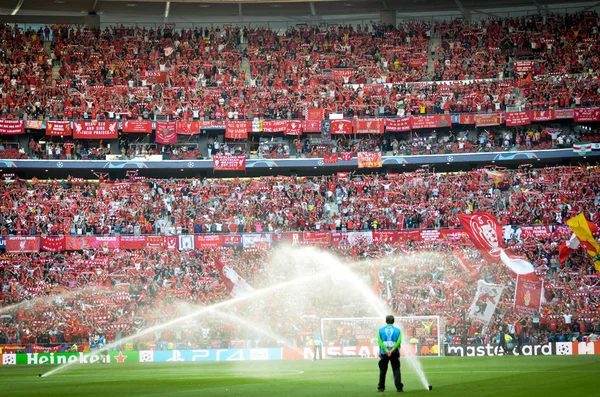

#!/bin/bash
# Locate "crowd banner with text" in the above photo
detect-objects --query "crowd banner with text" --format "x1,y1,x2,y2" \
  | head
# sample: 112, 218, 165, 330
386, 117, 412, 132
330, 119, 354, 135
120, 236, 147, 250
176, 121, 200, 135
155, 122, 177, 144
411, 115, 452, 130
46, 121, 72, 136
357, 152, 382, 168
574, 107, 600, 123
514, 272, 544, 315
5, 237, 41, 253
459, 114, 475, 124
529, 110, 555, 122
225, 121, 250, 139
0, 120, 24, 135
73, 121, 118, 139
355, 118, 384, 134
40, 236, 66, 252
213, 155, 246, 171
122, 121, 152, 134
506, 112, 531, 126
475, 113, 501, 127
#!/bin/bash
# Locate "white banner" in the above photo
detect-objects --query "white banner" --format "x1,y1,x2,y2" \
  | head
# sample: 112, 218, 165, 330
469, 280, 504, 324
178, 235, 195, 251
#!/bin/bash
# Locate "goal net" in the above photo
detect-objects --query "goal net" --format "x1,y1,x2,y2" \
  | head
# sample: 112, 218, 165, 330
319, 316, 441, 358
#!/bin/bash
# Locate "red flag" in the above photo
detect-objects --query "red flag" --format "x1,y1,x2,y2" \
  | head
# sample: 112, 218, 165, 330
457, 212, 504, 263
164, 236, 178, 251
330, 119, 353, 135
155, 122, 177, 144
41, 236, 66, 252
225, 121, 249, 139
195, 235, 223, 250
306, 108, 324, 121
323, 153, 339, 164
146, 236, 165, 249
213, 257, 254, 297
514, 272, 543, 315
213, 155, 246, 171
120, 236, 147, 250
0, 120, 24, 135
46, 121, 72, 136
357, 152, 382, 168
558, 222, 598, 264
6, 237, 40, 253
122, 121, 152, 133
340, 152, 353, 161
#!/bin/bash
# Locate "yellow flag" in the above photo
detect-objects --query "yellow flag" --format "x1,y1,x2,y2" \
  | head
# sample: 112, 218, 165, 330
566, 213, 600, 271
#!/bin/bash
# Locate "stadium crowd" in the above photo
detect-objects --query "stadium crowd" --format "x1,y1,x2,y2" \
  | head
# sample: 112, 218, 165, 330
0, 165, 599, 352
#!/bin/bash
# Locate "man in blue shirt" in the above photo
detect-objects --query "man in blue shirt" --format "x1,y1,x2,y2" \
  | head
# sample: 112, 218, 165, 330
313, 331, 323, 360
377, 315, 403, 392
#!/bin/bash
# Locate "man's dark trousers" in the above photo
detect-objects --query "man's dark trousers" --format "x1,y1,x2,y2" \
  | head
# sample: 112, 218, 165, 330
378, 351, 403, 391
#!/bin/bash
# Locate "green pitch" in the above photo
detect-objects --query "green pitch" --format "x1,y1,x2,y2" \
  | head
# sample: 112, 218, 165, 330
1, 356, 598, 396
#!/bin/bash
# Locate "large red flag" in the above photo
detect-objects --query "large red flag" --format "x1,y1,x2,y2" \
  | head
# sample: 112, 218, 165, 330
458, 212, 534, 274
514, 272, 543, 315
457, 212, 504, 263
213, 257, 254, 297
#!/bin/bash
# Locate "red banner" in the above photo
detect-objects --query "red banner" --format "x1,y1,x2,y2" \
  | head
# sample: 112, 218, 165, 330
223, 235, 243, 246
66, 236, 92, 251
458, 212, 504, 263
120, 236, 147, 250
26, 120, 43, 130
225, 121, 249, 139
122, 121, 152, 133
519, 226, 553, 240
574, 107, 600, 123
0, 120, 24, 135
411, 115, 451, 130
146, 236, 165, 249
91, 237, 120, 250
302, 232, 331, 245
386, 117, 412, 132
323, 153, 338, 164
357, 152, 382, 168
340, 152, 353, 161
459, 114, 475, 124
330, 119, 353, 135
142, 70, 167, 84
306, 108, 324, 121
555, 108, 574, 119
302, 120, 322, 133
213, 155, 246, 171
176, 121, 200, 135
354, 118, 384, 134
285, 120, 303, 136
195, 235, 223, 250
155, 122, 177, 144
529, 109, 555, 122
46, 121, 72, 136
514, 61, 534, 73
165, 236, 178, 251
199, 120, 226, 129
262, 120, 289, 133
6, 236, 40, 253
506, 111, 531, 126
41, 236, 66, 252
73, 121, 118, 139
475, 113, 501, 127
372, 231, 397, 243
514, 272, 543, 315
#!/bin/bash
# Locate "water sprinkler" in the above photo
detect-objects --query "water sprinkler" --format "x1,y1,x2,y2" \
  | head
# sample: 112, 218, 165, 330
429, 385, 433, 391
39, 374, 42, 377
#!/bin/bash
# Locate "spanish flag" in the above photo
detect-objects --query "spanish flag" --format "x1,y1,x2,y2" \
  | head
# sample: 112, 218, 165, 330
566, 213, 600, 271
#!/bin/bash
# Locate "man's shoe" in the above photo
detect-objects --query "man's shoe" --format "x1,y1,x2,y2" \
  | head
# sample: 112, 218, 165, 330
377, 389, 385, 392
397, 389, 403, 393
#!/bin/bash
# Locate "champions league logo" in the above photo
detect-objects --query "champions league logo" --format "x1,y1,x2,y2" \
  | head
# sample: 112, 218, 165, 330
468, 215, 502, 257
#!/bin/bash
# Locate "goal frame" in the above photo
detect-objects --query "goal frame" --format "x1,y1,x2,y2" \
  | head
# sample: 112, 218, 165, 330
320, 315, 442, 357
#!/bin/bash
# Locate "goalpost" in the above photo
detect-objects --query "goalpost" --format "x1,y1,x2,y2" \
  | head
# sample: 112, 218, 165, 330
320, 316, 442, 358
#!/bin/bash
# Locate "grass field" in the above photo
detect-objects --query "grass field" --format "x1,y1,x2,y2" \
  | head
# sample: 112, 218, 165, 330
1, 355, 598, 396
